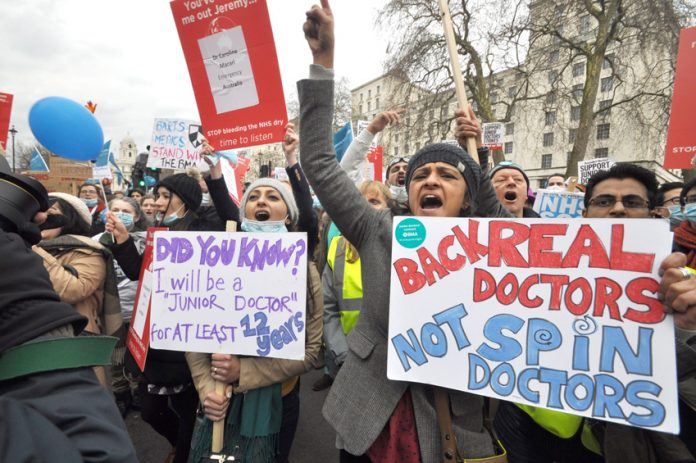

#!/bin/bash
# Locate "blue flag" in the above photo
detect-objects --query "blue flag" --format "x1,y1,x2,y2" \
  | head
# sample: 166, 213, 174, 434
29, 147, 49, 172
95, 140, 111, 167
108, 151, 124, 185
333, 122, 353, 162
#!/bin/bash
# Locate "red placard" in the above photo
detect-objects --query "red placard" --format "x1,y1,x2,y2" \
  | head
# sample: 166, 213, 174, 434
0, 93, 13, 152
127, 227, 167, 371
664, 27, 696, 169
170, 0, 287, 151
367, 145, 383, 182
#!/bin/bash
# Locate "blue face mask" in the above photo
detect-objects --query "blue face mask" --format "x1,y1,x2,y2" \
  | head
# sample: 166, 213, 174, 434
683, 203, 696, 225
241, 218, 288, 233
115, 212, 134, 230
669, 205, 685, 227
83, 198, 98, 208
162, 213, 180, 226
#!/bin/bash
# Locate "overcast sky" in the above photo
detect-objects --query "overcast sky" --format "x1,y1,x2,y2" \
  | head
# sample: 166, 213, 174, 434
1, 0, 388, 154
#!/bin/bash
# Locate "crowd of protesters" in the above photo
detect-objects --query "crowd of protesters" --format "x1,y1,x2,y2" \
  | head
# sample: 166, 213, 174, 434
1, 1, 695, 462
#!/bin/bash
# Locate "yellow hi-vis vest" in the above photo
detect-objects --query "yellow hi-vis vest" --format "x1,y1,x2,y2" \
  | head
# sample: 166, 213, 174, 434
326, 236, 362, 334
515, 405, 601, 455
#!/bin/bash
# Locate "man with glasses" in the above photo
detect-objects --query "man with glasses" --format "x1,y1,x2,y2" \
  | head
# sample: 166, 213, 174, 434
654, 181, 684, 219
581, 163, 657, 219
497, 163, 696, 462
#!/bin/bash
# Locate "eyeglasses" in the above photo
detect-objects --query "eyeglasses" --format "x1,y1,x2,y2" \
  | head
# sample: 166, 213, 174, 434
587, 194, 649, 209
661, 196, 681, 206
684, 195, 696, 205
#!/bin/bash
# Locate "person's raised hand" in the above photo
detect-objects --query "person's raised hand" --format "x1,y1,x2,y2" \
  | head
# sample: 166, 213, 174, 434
203, 386, 233, 422
211, 353, 241, 384
201, 140, 223, 180
303, 0, 334, 69
367, 109, 404, 135
454, 104, 483, 149
282, 123, 299, 166
658, 252, 696, 330
105, 211, 129, 244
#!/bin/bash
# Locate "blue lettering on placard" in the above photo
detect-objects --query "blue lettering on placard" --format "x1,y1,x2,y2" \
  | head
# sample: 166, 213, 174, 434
625, 380, 665, 427
477, 313, 524, 362
392, 304, 471, 372
517, 368, 540, 403
599, 326, 653, 375
572, 336, 590, 371
564, 373, 594, 411
527, 318, 562, 365
539, 368, 568, 409
593, 374, 626, 420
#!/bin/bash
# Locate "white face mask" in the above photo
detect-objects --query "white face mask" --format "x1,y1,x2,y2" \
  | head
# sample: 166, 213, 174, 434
241, 218, 288, 233
201, 193, 211, 207
389, 185, 408, 203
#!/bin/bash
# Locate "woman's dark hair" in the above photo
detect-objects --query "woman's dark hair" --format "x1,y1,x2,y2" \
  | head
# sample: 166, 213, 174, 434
52, 198, 91, 236
128, 188, 145, 199
109, 197, 149, 232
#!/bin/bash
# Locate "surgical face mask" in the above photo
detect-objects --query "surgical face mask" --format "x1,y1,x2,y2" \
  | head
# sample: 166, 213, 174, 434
683, 203, 696, 225
162, 204, 185, 225
389, 185, 408, 203
201, 193, 211, 207
668, 205, 684, 227
241, 218, 288, 233
83, 198, 98, 208
115, 212, 135, 230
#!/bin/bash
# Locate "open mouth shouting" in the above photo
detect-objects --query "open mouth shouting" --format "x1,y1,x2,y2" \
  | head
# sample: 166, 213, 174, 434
418, 194, 444, 215
254, 210, 271, 221
397, 174, 406, 186
503, 191, 518, 203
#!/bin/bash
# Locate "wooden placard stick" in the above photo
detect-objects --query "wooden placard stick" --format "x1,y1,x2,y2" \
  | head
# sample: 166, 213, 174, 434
438, 0, 479, 164
211, 220, 239, 453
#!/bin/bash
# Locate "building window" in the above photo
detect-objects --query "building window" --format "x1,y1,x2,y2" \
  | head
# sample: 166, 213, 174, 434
595, 148, 609, 158
404, 144, 410, 154
603, 54, 614, 70
554, 5, 563, 18
490, 92, 499, 103
359, 104, 363, 113
368, 89, 371, 98
377, 85, 381, 94
579, 15, 591, 34
572, 62, 585, 78
504, 142, 513, 154
597, 123, 611, 140
367, 101, 371, 111
550, 49, 560, 63
505, 123, 515, 135
569, 129, 577, 144
543, 132, 555, 147
429, 109, 435, 120
360, 93, 363, 102
542, 154, 553, 169
545, 111, 556, 126
601, 76, 613, 92
572, 84, 584, 100
545, 91, 556, 105
394, 133, 399, 143
394, 146, 399, 156
571, 106, 581, 121
599, 99, 612, 115
548, 70, 559, 84
508, 86, 517, 98
376, 97, 379, 108
567, 152, 572, 164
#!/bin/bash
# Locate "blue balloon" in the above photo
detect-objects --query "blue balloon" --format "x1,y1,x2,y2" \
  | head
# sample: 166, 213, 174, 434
29, 97, 104, 161
144, 175, 156, 187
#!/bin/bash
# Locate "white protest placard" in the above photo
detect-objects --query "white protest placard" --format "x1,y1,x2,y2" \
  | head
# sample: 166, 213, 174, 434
388, 217, 678, 433
482, 122, 504, 150
147, 118, 206, 171
274, 167, 289, 182
150, 231, 308, 359
356, 120, 370, 135
578, 158, 615, 185
533, 189, 586, 218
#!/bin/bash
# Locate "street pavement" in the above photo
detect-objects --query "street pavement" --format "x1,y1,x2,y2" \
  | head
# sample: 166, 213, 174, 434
126, 368, 339, 462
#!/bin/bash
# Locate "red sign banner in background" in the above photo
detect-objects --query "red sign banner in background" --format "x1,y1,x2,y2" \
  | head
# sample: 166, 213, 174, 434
0, 93, 14, 152
170, 0, 287, 151
664, 27, 696, 169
